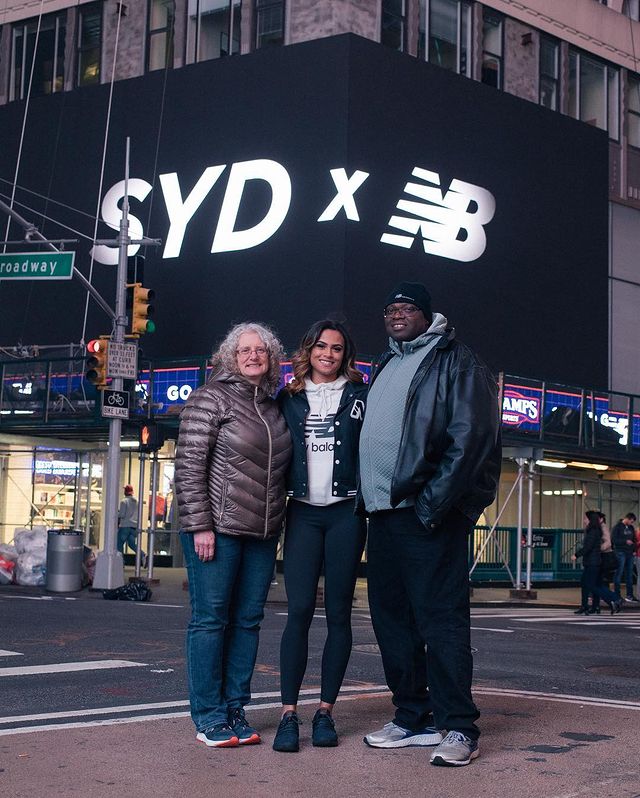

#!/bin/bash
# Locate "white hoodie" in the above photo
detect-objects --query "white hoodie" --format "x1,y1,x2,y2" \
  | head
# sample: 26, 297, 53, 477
300, 376, 348, 506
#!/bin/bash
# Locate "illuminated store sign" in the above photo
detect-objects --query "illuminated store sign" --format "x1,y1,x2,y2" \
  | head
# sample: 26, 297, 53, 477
502, 390, 541, 427
90, 161, 495, 266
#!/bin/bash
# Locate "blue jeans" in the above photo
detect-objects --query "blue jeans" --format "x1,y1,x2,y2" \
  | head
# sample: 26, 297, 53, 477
614, 550, 635, 599
181, 531, 278, 731
117, 526, 144, 556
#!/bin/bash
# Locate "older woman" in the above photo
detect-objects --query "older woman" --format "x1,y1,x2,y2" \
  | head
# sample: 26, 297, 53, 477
175, 322, 291, 748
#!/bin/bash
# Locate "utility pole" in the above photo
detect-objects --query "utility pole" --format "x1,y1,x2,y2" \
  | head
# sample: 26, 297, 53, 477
92, 139, 132, 590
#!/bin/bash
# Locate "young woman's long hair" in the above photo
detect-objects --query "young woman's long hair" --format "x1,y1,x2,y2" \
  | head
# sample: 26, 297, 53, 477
286, 319, 364, 395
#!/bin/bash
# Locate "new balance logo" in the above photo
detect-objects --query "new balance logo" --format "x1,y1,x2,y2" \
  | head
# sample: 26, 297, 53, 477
380, 167, 496, 262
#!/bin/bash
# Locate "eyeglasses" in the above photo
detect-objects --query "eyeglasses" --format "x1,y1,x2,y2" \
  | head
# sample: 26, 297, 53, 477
237, 346, 268, 359
383, 304, 420, 318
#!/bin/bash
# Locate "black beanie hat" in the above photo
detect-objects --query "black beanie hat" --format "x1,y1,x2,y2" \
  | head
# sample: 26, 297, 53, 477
384, 282, 432, 319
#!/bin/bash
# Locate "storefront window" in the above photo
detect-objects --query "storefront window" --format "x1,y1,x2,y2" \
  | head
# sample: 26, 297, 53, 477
11, 12, 66, 101
187, 0, 241, 62
420, 0, 470, 77
623, 0, 639, 21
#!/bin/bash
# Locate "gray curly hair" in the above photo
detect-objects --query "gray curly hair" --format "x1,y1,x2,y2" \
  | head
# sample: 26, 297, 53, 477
212, 322, 284, 394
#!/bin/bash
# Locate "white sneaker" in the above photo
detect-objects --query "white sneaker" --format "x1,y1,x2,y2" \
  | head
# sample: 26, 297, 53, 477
364, 721, 442, 748
430, 731, 480, 766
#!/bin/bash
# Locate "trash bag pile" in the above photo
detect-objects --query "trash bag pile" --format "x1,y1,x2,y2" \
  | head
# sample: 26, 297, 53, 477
0, 542, 18, 585
14, 527, 47, 586
103, 579, 152, 602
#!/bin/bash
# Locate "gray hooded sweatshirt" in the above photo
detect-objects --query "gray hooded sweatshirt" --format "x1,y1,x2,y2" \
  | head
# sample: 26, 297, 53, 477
359, 313, 448, 512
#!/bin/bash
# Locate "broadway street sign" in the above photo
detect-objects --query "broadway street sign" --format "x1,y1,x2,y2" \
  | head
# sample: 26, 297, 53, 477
0, 252, 74, 280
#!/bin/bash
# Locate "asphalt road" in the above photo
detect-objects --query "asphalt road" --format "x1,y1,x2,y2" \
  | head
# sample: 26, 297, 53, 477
1, 579, 640, 797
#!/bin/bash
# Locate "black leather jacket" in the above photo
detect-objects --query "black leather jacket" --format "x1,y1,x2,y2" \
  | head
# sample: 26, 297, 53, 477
356, 328, 502, 529
278, 381, 367, 499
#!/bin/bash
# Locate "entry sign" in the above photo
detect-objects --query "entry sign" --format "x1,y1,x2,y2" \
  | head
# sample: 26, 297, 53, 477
107, 341, 138, 379
0, 251, 74, 279
102, 388, 130, 420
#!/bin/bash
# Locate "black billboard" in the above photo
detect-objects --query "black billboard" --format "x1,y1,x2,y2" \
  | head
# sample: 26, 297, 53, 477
0, 34, 608, 387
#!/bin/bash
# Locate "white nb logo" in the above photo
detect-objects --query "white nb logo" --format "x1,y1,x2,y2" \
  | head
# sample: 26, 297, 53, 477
380, 167, 496, 262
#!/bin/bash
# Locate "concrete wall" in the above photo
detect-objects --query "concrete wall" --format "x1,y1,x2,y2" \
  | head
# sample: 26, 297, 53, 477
288, 0, 379, 45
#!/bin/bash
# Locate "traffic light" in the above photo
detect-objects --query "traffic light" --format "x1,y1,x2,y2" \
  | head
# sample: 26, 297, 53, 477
138, 422, 164, 453
85, 339, 109, 388
127, 283, 156, 336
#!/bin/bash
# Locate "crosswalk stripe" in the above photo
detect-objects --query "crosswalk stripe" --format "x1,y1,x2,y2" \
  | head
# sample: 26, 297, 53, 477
0, 650, 23, 657
0, 659, 148, 677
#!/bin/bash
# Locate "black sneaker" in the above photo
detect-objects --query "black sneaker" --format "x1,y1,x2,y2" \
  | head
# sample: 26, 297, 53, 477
312, 709, 338, 747
229, 707, 260, 745
273, 711, 300, 752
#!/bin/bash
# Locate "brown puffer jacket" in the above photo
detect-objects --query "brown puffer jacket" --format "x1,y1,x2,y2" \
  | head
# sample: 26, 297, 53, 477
174, 372, 292, 539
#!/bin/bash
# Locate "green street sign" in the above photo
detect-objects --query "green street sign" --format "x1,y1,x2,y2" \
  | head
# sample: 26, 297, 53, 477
0, 251, 75, 280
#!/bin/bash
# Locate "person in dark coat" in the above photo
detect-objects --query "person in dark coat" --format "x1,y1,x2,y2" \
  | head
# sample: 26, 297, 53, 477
574, 510, 621, 615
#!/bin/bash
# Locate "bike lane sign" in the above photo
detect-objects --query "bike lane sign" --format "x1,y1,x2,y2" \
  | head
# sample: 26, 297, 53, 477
102, 388, 130, 420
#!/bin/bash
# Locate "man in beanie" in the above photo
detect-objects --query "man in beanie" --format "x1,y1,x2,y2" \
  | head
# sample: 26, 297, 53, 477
117, 485, 145, 566
358, 281, 501, 766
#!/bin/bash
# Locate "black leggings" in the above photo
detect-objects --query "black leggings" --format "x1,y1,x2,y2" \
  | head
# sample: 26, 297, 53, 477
279, 499, 367, 705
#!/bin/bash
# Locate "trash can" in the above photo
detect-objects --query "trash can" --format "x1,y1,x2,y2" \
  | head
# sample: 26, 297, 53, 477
46, 529, 84, 592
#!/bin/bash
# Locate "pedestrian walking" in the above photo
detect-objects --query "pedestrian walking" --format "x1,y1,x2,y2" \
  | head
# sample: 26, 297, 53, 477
175, 322, 292, 748
117, 485, 145, 565
592, 512, 619, 614
574, 511, 606, 614
272, 320, 367, 753
612, 513, 638, 602
358, 282, 501, 767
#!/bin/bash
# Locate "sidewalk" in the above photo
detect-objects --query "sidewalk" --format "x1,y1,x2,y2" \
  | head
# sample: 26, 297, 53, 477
0, 565, 589, 608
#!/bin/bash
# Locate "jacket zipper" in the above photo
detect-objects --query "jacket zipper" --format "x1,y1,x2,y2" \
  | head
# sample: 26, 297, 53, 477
254, 385, 272, 538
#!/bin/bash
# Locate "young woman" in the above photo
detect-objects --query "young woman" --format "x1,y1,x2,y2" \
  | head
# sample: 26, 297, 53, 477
175, 322, 292, 748
272, 320, 367, 752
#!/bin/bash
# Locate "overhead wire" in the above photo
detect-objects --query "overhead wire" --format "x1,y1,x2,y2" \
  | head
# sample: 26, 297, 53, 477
0, 178, 98, 222
81, 0, 125, 346
2, 0, 45, 252
0, 191, 95, 242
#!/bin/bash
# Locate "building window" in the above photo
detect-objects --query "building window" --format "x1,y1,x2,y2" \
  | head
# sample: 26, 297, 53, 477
381, 0, 406, 52
187, 0, 241, 61
419, 0, 471, 77
77, 3, 102, 87
147, 0, 175, 72
623, 0, 640, 21
481, 10, 503, 89
255, 0, 284, 49
539, 35, 559, 111
11, 13, 66, 101
569, 49, 619, 140
628, 73, 640, 148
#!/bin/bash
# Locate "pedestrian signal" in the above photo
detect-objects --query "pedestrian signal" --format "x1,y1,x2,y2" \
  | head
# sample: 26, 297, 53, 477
139, 422, 164, 452
127, 283, 156, 336
85, 339, 109, 388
